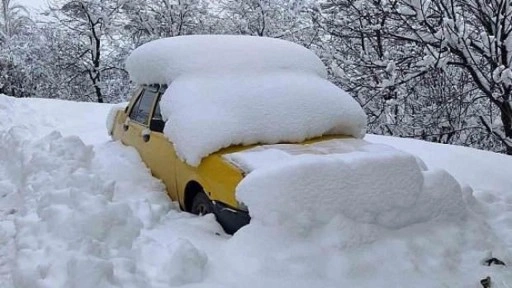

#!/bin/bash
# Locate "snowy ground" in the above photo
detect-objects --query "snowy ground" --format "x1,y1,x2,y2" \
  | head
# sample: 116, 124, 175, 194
1, 94, 512, 287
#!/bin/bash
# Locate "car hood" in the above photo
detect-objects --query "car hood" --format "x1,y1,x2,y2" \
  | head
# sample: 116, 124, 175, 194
222, 137, 399, 174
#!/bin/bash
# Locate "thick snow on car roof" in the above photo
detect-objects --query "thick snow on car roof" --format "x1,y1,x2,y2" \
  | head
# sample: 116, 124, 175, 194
126, 35, 327, 84
126, 35, 367, 166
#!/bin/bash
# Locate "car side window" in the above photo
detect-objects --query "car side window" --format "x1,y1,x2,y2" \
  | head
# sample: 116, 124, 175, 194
129, 87, 159, 125
149, 87, 167, 133
153, 98, 163, 120
152, 85, 167, 121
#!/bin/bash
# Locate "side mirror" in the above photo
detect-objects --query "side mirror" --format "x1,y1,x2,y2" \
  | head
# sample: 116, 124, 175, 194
149, 118, 165, 133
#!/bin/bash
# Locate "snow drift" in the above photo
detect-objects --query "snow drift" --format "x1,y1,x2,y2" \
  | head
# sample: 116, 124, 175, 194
232, 139, 467, 231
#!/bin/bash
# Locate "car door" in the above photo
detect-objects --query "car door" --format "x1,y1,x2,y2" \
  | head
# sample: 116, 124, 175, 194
144, 88, 179, 201
122, 85, 179, 201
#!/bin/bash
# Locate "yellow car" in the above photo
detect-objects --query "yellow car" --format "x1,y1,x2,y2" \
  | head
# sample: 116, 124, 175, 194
109, 35, 368, 234
110, 84, 252, 234
109, 83, 352, 234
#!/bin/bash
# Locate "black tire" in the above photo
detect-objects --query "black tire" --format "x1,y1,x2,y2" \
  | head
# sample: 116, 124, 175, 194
190, 191, 214, 216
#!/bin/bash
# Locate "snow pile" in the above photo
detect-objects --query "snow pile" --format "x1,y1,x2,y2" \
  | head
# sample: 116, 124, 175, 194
5, 130, 136, 288
0, 127, 208, 288
161, 73, 367, 165
126, 35, 366, 165
234, 139, 467, 230
227, 138, 512, 287
137, 238, 208, 286
125, 35, 327, 84
367, 134, 512, 254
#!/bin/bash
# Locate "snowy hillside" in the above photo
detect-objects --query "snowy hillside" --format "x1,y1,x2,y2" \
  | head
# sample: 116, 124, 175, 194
1, 94, 512, 288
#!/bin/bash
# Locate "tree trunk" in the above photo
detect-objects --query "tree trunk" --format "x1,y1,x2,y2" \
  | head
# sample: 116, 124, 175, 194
94, 83, 103, 103
500, 101, 512, 155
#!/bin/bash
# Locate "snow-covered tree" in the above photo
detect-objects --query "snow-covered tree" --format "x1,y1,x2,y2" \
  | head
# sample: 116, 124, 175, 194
313, 0, 512, 154
0, 0, 31, 42
0, 0, 35, 97
121, 0, 210, 46
387, 0, 512, 154
46, 0, 129, 103
216, 0, 318, 45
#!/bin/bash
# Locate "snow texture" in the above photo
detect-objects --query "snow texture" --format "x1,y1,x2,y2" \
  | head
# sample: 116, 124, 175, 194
2, 95, 512, 288
160, 73, 367, 165
234, 139, 467, 231
125, 35, 327, 84
126, 35, 366, 165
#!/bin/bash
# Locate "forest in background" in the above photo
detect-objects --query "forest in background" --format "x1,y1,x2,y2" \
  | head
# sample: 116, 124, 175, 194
1, 0, 512, 155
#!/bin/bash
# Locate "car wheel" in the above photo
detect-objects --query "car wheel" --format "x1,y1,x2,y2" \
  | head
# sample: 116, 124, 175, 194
191, 191, 214, 216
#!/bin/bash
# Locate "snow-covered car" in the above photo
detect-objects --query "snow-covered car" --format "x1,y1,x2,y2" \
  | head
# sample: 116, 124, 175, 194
108, 35, 368, 234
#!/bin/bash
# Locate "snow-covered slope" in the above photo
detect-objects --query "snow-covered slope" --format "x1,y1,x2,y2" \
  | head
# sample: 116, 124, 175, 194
1, 94, 512, 288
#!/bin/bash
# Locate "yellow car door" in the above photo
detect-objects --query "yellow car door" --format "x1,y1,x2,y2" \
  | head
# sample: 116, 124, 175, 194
121, 85, 179, 201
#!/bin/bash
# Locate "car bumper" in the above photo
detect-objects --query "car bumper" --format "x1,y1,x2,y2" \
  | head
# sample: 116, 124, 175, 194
212, 201, 250, 234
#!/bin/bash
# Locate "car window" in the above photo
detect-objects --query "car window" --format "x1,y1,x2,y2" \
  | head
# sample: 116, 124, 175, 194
129, 87, 159, 125
153, 102, 163, 120
153, 85, 167, 121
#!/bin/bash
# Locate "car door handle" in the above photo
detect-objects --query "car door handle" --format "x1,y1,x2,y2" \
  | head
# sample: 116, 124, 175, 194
143, 134, 150, 142
123, 123, 129, 131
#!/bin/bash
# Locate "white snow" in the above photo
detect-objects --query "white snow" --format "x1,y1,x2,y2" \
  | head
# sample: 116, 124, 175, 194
1, 94, 512, 287
0, 94, 113, 145
127, 35, 366, 165
106, 102, 128, 135
161, 73, 367, 165
234, 139, 469, 231
225, 138, 410, 172
125, 35, 327, 84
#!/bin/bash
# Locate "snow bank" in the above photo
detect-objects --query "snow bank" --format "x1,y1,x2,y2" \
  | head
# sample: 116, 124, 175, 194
227, 138, 512, 287
0, 127, 210, 288
137, 238, 208, 286
0, 94, 113, 145
4, 131, 139, 288
161, 73, 367, 166
125, 35, 327, 84
235, 139, 467, 231
0, 95, 216, 288
3, 95, 512, 287
365, 134, 512, 193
